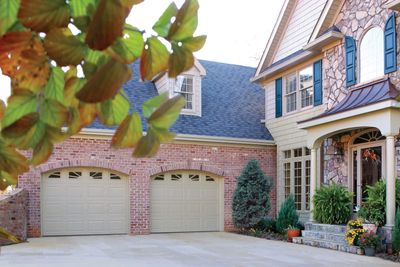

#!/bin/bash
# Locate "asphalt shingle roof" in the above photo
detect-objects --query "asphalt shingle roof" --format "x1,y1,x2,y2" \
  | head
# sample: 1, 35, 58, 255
89, 60, 273, 141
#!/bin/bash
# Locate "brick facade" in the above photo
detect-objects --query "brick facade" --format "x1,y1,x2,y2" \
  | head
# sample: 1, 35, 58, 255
0, 189, 28, 245
19, 136, 276, 237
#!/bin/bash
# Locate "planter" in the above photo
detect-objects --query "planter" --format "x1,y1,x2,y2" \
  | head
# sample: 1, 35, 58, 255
363, 223, 378, 234
364, 247, 375, 256
287, 229, 300, 242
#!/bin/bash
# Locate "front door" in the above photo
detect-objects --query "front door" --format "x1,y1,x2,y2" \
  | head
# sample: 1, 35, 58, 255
351, 143, 385, 209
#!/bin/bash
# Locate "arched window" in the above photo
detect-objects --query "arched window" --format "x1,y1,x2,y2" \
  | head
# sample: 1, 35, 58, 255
359, 27, 384, 83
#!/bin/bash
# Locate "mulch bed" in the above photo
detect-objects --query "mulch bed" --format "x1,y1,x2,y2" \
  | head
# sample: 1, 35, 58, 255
236, 230, 287, 242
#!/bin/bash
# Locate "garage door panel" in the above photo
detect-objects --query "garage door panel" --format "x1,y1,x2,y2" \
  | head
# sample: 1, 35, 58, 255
151, 172, 221, 233
42, 168, 129, 236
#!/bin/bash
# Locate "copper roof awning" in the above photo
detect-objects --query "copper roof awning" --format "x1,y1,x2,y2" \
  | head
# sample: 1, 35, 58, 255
300, 78, 400, 124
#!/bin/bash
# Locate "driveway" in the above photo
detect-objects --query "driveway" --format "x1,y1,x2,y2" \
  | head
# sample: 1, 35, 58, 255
0, 232, 397, 267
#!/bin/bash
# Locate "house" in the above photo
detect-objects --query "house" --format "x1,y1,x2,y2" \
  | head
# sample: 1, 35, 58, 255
253, 0, 400, 232
14, 60, 277, 237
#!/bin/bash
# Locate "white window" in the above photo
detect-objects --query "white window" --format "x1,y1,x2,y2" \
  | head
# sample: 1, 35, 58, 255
174, 75, 194, 110
359, 27, 384, 83
284, 66, 313, 114
282, 147, 311, 211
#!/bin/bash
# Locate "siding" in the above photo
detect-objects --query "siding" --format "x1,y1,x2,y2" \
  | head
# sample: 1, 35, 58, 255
273, 0, 327, 63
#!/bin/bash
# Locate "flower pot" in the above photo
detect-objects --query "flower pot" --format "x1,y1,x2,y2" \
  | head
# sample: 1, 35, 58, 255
362, 223, 377, 234
287, 229, 300, 242
364, 247, 375, 256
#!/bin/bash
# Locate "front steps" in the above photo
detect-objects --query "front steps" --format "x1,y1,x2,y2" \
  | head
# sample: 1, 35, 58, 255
292, 223, 363, 254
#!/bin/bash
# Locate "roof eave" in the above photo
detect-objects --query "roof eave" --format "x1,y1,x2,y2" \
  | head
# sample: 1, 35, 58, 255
251, 50, 315, 83
385, 0, 400, 11
304, 31, 344, 52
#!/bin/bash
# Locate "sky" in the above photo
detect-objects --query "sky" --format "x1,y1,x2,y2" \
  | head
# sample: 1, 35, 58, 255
0, 0, 284, 102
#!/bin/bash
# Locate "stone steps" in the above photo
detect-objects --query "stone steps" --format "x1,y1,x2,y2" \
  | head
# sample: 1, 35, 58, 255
292, 223, 362, 255
292, 236, 362, 254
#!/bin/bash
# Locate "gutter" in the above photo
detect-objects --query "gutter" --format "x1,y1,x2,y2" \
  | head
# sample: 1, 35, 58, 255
75, 128, 276, 146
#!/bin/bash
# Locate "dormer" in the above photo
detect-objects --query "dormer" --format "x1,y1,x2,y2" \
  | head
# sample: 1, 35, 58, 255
154, 60, 206, 116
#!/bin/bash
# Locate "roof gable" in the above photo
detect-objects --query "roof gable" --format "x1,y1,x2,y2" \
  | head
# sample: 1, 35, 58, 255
255, 0, 329, 77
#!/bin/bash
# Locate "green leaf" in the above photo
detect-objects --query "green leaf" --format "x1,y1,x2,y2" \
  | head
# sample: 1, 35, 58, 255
6, 117, 46, 149
79, 102, 97, 125
0, 100, 5, 120
148, 95, 185, 129
0, 226, 21, 243
40, 99, 69, 128
168, 43, 194, 77
142, 93, 168, 118
44, 28, 88, 66
44, 67, 64, 102
2, 112, 38, 138
0, 139, 29, 176
111, 112, 142, 148
182, 35, 206, 52
85, 0, 133, 50
106, 25, 144, 64
152, 3, 178, 38
31, 137, 53, 166
97, 92, 130, 125
0, 171, 17, 191
76, 57, 132, 103
66, 107, 83, 135
0, 0, 20, 37
82, 49, 107, 77
167, 0, 199, 41
140, 36, 169, 80
2, 89, 37, 128
18, 0, 70, 33
132, 127, 160, 158
70, 0, 97, 31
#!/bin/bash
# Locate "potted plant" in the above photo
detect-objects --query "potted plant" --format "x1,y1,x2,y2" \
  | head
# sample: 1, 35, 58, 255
287, 225, 300, 242
345, 219, 365, 246
359, 231, 379, 256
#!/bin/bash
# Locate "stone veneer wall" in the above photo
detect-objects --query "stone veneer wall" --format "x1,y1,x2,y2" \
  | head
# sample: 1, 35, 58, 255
323, 0, 400, 110
0, 189, 28, 245
19, 137, 276, 237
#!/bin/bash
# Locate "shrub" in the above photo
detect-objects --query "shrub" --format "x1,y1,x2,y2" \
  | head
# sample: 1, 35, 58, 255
276, 194, 299, 233
359, 231, 380, 249
313, 183, 352, 224
358, 179, 400, 226
393, 208, 400, 253
255, 217, 276, 233
232, 160, 273, 230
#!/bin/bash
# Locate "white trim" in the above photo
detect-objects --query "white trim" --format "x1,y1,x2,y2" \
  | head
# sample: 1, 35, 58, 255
75, 128, 276, 146
251, 50, 315, 83
304, 31, 344, 52
298, 100, 400, 129
385, 0, 400, 11
254, 0, 294, 77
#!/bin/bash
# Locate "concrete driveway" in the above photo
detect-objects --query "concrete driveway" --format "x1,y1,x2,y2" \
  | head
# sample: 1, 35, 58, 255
0, 232, 397, 267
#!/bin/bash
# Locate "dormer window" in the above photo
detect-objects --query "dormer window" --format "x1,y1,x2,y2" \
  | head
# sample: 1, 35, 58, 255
174, 75, 194, 110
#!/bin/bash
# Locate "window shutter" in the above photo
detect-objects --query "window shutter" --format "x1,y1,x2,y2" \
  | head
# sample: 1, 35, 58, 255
275, 77, 282, 118
345, 36, 356, 87
313, 60, 323, 106
384, 12, 397, 74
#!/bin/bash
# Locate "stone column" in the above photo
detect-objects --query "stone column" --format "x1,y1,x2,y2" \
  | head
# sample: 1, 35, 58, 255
386, 135, 396, 227
309, 148, 318, 222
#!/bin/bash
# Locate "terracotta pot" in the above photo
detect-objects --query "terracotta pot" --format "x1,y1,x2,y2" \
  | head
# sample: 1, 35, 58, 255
287, 229, 301, 242
363, 223, 378, 234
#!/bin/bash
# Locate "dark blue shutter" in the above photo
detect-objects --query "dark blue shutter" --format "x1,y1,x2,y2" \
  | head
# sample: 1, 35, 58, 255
384, 12, 397, 74
313, 60, 323, 106
345, 36, 356, 87
275, 78, 282, 118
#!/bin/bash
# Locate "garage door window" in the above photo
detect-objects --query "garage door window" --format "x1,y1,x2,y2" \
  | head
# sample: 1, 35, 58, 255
206, 176, 215, 182
68, 172, 81, 179
48, 172, 60, 178
171, 174, 182, 181
189, 174, 200, 181
90, 172, 103, 179
153, 174, 165, 181
110, 173, 121, 180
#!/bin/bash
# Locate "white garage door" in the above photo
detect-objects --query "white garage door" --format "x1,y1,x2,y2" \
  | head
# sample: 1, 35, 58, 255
41, 168, 129, 236
151, 172, 222, 233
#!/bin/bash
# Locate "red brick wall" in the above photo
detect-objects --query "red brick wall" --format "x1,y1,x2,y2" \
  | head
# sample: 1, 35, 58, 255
0, 189, 28, 245
18, 136, 276, 237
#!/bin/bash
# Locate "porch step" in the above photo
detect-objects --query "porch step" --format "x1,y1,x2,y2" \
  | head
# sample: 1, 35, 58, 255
301, 230, 347, 244
292, 237, 361, 254
304, 222, 347, 234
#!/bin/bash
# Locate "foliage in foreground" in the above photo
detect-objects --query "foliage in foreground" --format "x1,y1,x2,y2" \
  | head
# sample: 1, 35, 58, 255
358, 179, 400, 226
276, 194, 299, 233
313, 183, 352, 225
232, 160, 273, 230
0, 227, 21, 244
0, 0, 207, 190
393, 208, 400, 253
